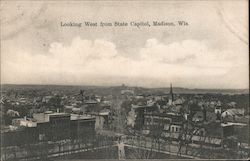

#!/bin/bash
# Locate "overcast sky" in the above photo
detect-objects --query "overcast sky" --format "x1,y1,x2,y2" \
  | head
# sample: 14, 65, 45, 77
1, 0, 248, 89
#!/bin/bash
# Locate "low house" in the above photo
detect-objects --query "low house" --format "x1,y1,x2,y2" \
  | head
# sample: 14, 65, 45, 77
221, 108, 245, 122
12, 117, 37, 127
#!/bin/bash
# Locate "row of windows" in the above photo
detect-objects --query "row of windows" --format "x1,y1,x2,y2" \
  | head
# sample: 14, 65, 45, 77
171, 126, 181, 132
164, 125, 181, 132
144, 119, 171, 125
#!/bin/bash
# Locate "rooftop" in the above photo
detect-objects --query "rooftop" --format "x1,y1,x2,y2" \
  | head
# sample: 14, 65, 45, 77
221, 122, 247, 127
46, 112, 70, 117
70, 114, 95, 120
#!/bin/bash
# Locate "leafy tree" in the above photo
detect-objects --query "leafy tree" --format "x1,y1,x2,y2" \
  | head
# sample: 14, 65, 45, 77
48, 95, 63, 111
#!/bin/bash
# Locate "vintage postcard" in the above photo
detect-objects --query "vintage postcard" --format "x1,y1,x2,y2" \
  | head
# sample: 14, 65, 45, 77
0, 0, 249, 160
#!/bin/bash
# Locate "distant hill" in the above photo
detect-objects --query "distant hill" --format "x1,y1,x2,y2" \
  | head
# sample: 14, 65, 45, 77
149, 87, 249, 95
1, 84, 249, 95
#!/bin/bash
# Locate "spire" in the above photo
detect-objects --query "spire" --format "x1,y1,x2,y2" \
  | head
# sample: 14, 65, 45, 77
168, 83, 174, 105
170, 83, 174, 101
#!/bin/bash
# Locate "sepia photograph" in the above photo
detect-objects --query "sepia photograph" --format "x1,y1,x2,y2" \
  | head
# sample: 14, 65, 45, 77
0, 0, 249, 160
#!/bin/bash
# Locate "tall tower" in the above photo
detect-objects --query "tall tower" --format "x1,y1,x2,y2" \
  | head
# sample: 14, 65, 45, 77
168, 83, 174, 105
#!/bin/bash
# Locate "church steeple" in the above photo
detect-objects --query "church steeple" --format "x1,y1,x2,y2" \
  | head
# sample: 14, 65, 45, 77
170, 83, 173, 99
168, 83, 174, 105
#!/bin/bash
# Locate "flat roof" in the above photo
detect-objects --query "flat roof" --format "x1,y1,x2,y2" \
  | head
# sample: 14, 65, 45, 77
221, 122, 247, 127
99, 111, 110, 116
132, 105, 155, 109
46, 112, 70, 116
70, 114, 95, 120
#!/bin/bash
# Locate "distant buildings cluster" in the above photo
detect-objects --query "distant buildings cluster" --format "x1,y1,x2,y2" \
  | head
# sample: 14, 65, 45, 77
1, 84, 249, 158
1, 89, 114, 149
125, 84, 249, 149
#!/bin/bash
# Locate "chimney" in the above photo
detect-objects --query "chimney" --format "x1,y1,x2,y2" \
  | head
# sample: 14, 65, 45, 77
184, 113, 188, 120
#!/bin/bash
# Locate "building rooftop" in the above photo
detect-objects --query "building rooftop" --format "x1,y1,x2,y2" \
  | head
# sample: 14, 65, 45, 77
70, 114, 95, 120
98, 111, 110, 116
221, 122, 247, 127
131, 104, 155, 109
12, 118, 37, 127
33, 112, 70, 123
46, 112, 70, 117
85, 100, 98, 104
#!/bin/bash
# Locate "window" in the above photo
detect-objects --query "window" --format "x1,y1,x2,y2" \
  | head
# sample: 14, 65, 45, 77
172, 127, 174, 132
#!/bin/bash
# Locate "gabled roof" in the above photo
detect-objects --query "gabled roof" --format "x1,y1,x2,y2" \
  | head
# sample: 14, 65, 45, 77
221, 108, 244, 117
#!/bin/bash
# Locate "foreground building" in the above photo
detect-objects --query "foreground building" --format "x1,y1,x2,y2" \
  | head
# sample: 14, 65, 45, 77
2, 111, 96, 147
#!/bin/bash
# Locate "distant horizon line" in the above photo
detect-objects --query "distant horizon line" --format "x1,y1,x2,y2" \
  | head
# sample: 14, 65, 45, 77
1, 83, 249, 91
